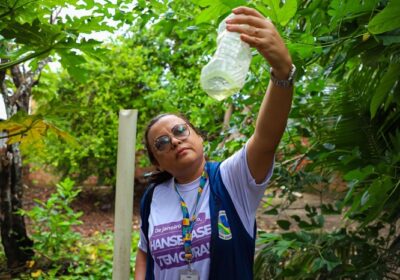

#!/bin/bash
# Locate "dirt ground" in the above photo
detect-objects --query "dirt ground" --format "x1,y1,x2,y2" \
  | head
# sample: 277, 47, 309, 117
23, 168, 345, 237
23, 169, 141, 236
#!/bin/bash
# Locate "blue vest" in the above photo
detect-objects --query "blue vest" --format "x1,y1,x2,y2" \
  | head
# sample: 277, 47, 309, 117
140, 161, 256, 280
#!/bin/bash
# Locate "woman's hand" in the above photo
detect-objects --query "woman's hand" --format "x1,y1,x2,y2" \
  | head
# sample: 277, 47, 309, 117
225, 6, 292, 79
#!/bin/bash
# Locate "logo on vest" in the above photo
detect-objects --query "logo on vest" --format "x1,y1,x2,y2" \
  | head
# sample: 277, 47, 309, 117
217, 210, 232, 240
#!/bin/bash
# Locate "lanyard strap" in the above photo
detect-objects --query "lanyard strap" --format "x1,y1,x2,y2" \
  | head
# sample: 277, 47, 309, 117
174, 170, 208, 264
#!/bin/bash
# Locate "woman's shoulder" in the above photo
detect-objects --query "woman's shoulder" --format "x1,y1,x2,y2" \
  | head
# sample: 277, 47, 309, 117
220, 144, 247, 170
141, 178, 172, 202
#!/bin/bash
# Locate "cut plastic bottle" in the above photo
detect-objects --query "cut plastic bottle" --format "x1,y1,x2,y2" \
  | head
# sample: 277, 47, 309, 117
200, 14, 252, 101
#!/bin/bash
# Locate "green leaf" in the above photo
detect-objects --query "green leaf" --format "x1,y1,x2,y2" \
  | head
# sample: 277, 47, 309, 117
311, 257, 341, 272
298, 220, 315, 230
329, 0, 379, 21
343, 165, 374, 181
277, 219, 291, 230
257, 232, 281, 244
271, 240, 295, 257
262, 0, 297, 26
377, 30, 400, 46
137, 0, 146, 8
58, 49, 87, 66
291, 215, 301, 222
287, 33, 318, 59
294, 231, 312, 242
360, 190, 370, 207
321, 203, 341, 215
311, 258, 325, 272
195, 3, 229, 24
58, 221, 72, 226
301, 0, 322, 15
220, 0, 247, 9
323, 143, 335, 150
151, 0, 168, 13
194, 0, 216, 8
66, 65, 89, 83
326, 259, 341, 271
368, 1, 400, 34
264, 208, 278, 215
314, 214, 325, 227
360, 176, 393, 212
84, 0, 95, 9
370, 63, 400, 118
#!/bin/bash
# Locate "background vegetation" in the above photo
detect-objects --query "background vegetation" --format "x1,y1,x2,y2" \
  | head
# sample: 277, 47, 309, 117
1, 0, 399, 279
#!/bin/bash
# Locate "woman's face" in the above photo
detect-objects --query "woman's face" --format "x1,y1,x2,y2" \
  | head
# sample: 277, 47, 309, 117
147, 115, 204, 177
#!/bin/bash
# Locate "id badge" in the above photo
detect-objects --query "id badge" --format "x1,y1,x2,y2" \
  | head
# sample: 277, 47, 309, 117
179, 268, 200, 280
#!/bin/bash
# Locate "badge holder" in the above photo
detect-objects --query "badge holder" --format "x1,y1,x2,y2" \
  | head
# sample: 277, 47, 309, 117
179, 262, 199, 280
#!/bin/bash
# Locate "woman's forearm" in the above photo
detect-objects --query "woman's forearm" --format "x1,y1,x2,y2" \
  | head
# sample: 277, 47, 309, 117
253, 77, 293, 153
135, 249, 147, 280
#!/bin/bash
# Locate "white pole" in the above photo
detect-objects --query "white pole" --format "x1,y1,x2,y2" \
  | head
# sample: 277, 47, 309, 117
112, 109, 138, 280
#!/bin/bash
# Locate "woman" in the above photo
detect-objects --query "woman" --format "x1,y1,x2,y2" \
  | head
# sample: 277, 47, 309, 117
135, 6, 294, 280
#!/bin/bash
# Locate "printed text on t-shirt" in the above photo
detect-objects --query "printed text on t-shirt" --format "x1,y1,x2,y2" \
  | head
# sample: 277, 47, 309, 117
149, 212, 211, 269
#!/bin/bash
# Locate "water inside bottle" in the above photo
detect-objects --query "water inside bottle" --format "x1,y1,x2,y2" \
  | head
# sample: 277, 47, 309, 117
202, 76, 240, 101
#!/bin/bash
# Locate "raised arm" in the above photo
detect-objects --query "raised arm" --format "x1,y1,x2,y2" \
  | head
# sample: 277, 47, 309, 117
226, 7, 293, 183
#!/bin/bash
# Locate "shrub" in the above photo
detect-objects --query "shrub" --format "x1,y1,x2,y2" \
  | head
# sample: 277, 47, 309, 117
18, 178, 139, 279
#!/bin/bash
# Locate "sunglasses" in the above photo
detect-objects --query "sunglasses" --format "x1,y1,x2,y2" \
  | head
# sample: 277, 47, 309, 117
154, 123, 190, 152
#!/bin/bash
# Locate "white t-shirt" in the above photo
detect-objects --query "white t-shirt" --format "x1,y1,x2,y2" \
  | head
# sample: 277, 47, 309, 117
138, 144, 273, 280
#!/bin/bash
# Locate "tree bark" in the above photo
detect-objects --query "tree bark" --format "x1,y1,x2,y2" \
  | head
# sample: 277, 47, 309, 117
0, 58, 40, 271
0, 141, 34, 270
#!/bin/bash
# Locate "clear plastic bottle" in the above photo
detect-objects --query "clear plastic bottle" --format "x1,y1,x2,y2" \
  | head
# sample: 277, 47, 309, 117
200, 14, 252, 101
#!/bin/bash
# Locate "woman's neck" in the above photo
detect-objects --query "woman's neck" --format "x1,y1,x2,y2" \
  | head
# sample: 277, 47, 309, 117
174, 157, 206, 184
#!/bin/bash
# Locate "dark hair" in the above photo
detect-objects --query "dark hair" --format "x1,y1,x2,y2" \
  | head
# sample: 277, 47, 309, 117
144, 113, 201, 185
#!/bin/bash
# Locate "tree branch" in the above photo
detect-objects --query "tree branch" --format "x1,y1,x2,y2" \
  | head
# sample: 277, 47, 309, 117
50, 7, 63, 24
0, 0, 34, 19
0, 47, 52, 71
0, 8, 13, 19
222, 103, 233, 130
31, 57, 51, 87
11, 65, 23, 88
0, 62, 6, 87
0, 59, 11, 118
0, 118, 40, 139
9, 57, 50, 108
28, 57, 51, 77
0, 130, 27, 140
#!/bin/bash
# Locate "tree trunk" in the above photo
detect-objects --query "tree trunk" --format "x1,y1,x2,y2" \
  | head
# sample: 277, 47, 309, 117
0, 141, 34, 270
0, 59, 42, 271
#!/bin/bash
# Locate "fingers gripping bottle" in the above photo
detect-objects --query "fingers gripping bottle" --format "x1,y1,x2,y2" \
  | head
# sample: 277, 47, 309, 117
200, 14, 252, 101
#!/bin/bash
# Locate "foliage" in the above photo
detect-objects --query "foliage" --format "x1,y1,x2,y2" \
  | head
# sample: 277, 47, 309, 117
0, 110, 77, 152
30, 22, 226, 184
252, 0, 400, 278
0, 0, 134, 73
0, 0, 136, 154
18, 178, 83, 264
1, 0, 400, 278
17, 178, 139, 279
16, 231, 139, 279
255, 226, 400, 279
